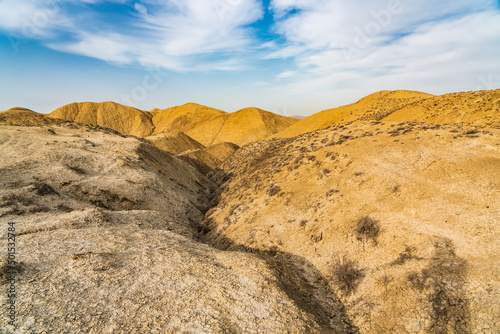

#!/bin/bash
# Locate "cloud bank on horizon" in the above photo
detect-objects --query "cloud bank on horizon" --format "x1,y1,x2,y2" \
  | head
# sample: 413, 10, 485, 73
0, 0, 499, 114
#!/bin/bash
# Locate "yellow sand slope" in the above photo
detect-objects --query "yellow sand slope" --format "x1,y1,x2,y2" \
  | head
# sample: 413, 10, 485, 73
0, 107, 67, 126
202, 142, 240, 162
275, 89, 500, 138
152, 104, 298, 147
48, 102, 154, 137
383, 89, 500, 127
47, 102, 297, 147
145, 131, 205, 155
275, 90, 434, 138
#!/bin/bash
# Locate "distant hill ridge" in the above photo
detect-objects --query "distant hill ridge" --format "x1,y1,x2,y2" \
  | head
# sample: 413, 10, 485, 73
48, 102, 298, 147
5, 88, 499, 144
274, 89, 500, 138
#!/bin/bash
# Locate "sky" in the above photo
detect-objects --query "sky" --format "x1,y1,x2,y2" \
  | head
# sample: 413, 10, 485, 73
0, 0, 499, 116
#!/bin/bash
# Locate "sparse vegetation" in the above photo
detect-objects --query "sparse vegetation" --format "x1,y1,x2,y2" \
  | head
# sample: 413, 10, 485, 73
355, 216, 380, 244
30, 182, 58, 196
267, 185, 282, 197
66, 163, 86, 175
332, 258, 365, 295
391, 246, 423, 265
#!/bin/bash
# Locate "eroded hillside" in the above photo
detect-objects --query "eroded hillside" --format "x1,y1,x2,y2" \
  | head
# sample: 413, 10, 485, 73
2, 89, 499, 333
204, 121, 500, 333
0, 124, 335, 333
48, 102, 155, 137
275, 89, 500, 138
48, 102, 298, 147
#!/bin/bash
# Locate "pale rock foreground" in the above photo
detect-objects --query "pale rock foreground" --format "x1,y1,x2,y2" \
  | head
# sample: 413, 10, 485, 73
0, 124, 334, 333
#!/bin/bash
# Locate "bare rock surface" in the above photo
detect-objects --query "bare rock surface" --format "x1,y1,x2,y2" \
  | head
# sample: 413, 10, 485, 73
0, 125, 331, 333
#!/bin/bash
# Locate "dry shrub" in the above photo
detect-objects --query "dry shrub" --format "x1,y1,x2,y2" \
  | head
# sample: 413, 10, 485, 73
355, 216, 380, 244
332, 258, 364, 295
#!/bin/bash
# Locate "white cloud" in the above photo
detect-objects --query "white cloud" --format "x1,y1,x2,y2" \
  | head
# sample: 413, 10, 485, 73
277, 70, 295, 78
0, 0, 264, 71
134, 3, 147, 15
268, 0, 500, 105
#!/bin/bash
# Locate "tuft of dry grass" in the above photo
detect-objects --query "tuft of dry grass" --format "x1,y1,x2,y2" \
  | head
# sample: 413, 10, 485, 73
331, 258, 365, 295
355, 216, 380, 244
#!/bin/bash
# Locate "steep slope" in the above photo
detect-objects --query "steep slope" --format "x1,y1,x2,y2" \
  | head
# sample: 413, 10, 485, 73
203, 121, 500, 333
145, 131, 205, 155
215, 107, 299, 146
382, 89, 500, 127
0, 124, 332, 333
178, 150, 222, 176
274, 90, 434, 138
47, 102, 296, 147
152, 104, 298, 147
0, 107, 67, 127
203, 142, 240, 162
48, 102, 154, 137
152, 103, 227, 145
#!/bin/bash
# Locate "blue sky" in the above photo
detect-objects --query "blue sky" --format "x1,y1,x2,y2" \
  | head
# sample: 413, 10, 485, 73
0, 0, 499, 116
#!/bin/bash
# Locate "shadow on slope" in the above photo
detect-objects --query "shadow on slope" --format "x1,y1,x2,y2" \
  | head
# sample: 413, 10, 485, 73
199, 177, 361, 334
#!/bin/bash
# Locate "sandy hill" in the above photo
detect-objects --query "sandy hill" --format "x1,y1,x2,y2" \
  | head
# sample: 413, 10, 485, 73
174, 142, 241, 175
275, 90, 434, 138
204, 121, 500, 333
203, 142, 240, 162
48, 102, 155, 137
275, 89, 500, 138
47, 102, 297, 147
145, 131, 205, 155
144, 133, 239, 175
0, 124, 324, 333
0, 107, 67, 127
152, 104, 298, 147
383, 89, 500, 127
214, 107, 298, 147
151, 103, 227, 146
178, 149, 222, 176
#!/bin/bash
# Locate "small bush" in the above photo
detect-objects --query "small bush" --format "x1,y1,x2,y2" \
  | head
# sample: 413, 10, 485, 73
391, 246, 423, 266
30, 182, 58, 196
66, 164, 86, 175
332, 258, 365, 295
355, 216, 380, 244
267, 185, 281, 197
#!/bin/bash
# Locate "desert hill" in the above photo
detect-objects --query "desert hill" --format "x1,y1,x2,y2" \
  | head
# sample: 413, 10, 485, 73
274, 89, 500, 138
47, 102, 298, 147
203, 142, 240, 162
0, 124, 327, 333
204, 121, 500, 333
143, 133, 239, 175
0, 107, 67, 127
151, 104, 298, 147
274, 90, 434, 138
2, 89, 499, 333
384, 89, 500, 127
144, 131, 205, 155
151, 103, 227, 145
48, 102, 155, 137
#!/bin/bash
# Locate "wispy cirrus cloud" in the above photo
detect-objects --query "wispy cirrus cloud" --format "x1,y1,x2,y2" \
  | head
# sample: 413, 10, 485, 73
269, 0, 500, 108
0, 0, 265, 71
0, 0, 498, 115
